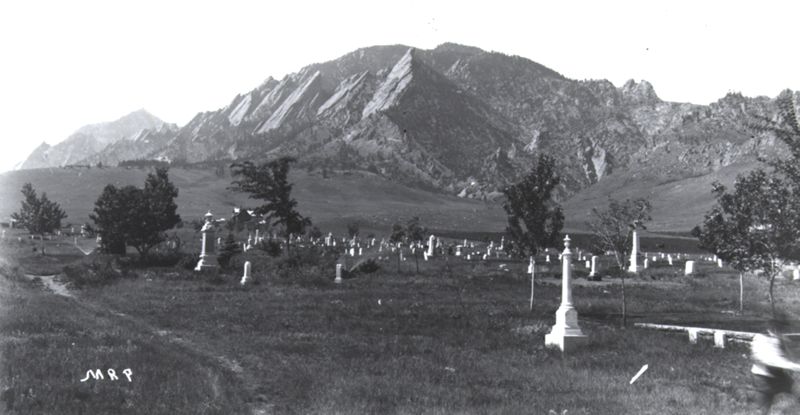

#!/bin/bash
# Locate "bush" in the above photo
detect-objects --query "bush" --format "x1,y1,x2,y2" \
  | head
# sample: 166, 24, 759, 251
62, 255, 133, 288
135, 251, 186, 268
177, 253, 200, 271
257, 239, 283, 257
352, 258, 380, 274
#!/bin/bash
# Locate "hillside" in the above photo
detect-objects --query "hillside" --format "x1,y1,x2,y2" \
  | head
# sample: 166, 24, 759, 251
0, 163, 756, 234
0, 166, 507, 234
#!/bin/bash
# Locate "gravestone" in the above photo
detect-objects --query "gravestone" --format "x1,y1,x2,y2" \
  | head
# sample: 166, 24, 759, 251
628, 229, 640, 273
644, 258, 649, 269
685, 260, 695, 275
195, 212, 219, 272
668, 254, 673, 266
427, 235, 435, 257
589, 255, 599, 280
240, 261, 252, 285
545, 235, 587, 352
717, 258, 723, 268
335, 264, 343, 284
529, 256, 535, 310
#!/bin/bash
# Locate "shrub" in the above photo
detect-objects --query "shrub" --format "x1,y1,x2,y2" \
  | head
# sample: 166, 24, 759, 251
62, 255, 133, 288
257, 239, 283, 257
352, 258, 380, 274
177, 253, 200, 271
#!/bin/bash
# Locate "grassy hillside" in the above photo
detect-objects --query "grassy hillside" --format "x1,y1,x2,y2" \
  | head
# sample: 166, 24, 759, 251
0, 160, 763, 236
0, 166, 508, 234
562, 161, 760, 231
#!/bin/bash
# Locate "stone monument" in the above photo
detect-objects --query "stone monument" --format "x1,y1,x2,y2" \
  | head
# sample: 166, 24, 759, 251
194, 211, 219, 272
628, 228, 640, 273
545, 235, 587, 352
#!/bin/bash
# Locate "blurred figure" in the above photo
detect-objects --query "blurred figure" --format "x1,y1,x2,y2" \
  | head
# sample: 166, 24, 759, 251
751, 314, 800, 414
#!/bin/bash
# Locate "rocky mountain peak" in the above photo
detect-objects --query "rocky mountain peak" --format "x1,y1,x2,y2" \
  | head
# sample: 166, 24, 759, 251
620, 79, 660, 105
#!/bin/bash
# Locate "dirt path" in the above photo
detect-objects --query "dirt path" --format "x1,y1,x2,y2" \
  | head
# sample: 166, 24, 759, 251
24, 274, 74, 297
18, 272, 272, 414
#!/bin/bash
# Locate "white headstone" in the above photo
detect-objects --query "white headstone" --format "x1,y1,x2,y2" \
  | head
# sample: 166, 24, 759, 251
240, 261, 252, 285
546, 254, 551, 263
427, 235, 435, 257
684, 260, 695, 275
717, 258, 723, 268
628, 229, 639, 273
335, 263, 343, 283
668, 254, 673, 266
589, 255, 598, 278
644, 258, 649, 269
585, 260, 591, 269
545, 235, 587, 352
794, 266, 800, 281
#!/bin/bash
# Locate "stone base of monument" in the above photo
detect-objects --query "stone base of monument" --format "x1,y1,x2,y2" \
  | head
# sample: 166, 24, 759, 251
194, 257, 219, 272
544, 306, 587, 352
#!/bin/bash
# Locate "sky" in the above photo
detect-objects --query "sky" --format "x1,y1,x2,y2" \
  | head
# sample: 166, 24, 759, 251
0, 0, 798, 172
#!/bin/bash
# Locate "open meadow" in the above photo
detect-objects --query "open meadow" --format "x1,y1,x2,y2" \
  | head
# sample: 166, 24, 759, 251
2, 232, 800, 414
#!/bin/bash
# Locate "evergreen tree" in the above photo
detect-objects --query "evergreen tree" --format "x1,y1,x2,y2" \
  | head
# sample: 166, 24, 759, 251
11, 183, 67, 255
502, 154, 564, 257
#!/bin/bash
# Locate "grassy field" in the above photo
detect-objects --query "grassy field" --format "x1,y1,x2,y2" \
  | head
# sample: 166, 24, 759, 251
3, 234, 800, 414
561, 160, 757, 231
0, 166, 507, 235
0, 162, 761, 234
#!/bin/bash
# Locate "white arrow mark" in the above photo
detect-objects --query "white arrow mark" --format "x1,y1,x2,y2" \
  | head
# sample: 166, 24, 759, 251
630, 364, 649, 384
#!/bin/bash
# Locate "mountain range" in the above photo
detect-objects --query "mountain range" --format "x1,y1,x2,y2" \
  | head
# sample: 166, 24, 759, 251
19, 43, 795, 201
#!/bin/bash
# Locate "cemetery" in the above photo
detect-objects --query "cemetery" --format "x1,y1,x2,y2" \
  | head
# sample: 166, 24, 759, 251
2, 205, 800, 414
4, 106, 800, 413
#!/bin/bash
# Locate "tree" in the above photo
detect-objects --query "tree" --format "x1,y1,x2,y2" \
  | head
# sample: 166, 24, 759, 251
90, 167, 182, 259
11, 183, 67, 255
405, 217, 427, 273
230, 157, 311, 254
308, 226, 323, 240
347, 222, 360, 240
502, 154, 564, 257
694, 170, 799, 315
389, 222, 406, 272
586, 197, 652, 327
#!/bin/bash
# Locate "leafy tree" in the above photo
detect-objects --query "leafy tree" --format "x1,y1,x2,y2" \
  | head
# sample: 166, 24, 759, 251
586, 197, 652, 327
502, 154, 564, 257
308, 226, 323, 240
229, 157, 311, 254
347, 222, 360, 239
11, 183, 67, 255
90, 167, 181, 259
694, 170, 799, 315
587, 198, 652, 270
389, 222, 406, 272
405, 216, 427, 273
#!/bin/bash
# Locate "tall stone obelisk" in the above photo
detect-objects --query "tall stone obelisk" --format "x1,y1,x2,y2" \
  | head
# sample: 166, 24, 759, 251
545, 235, 587, 352
628, 228, 639, 273
195, 211, 219, 272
